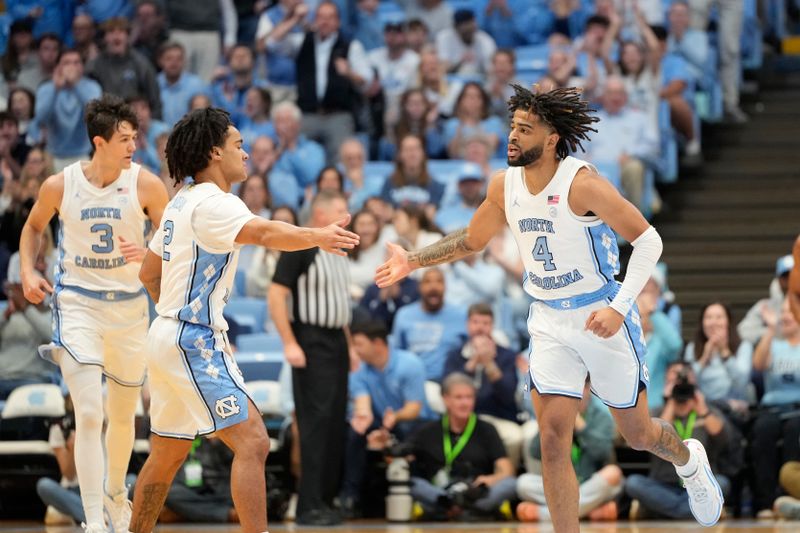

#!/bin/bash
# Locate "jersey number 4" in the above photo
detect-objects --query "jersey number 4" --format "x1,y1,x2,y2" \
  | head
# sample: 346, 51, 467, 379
532, 236, 557, 271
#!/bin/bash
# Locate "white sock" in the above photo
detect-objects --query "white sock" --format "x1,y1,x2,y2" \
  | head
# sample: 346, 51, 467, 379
61, 356, 106, 525
104, 381, 140, 497
675, 444, 699, 477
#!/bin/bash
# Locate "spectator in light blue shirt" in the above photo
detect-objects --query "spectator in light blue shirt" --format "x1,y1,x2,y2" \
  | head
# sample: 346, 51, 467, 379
77, 0, 133, 24
271, 100, 325, 188
157, 41, 208, 127
128, 95, 169, 173
752, 298, 800, 515
585, 76, 658, 213
341, 319, 431, 515
255, 0, 307, 101
435, 162, 484, 233
391, 267, 467, 381
34, 48, 101, 168
9, 0, 66, 39
238, 87, 277, 151
666, 1, 709, 86
353, 0, 384, 51
210, 44, 269, 121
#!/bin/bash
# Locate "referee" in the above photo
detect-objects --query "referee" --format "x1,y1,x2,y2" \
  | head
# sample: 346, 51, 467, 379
268, 190, 353, 526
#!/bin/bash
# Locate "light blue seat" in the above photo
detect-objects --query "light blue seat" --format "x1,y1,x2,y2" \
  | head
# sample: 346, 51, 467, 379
223, 297, 268, 334
237, 333, 283, 352
514, 44, 550, 73
235, 351, 284, 382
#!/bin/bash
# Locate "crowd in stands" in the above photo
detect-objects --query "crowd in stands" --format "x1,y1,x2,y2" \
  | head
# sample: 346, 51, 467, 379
0, 0, 797, 527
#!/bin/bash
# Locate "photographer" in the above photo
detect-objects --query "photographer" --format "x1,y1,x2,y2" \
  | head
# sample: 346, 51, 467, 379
624, 362, 732, 519
404, 373, 516, 520
338, 320, 430, 518
751, 297, 800, 517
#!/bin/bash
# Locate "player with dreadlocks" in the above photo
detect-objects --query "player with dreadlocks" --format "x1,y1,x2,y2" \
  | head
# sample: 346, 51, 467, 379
376, 85, 723, 530
129, 107, 359, 533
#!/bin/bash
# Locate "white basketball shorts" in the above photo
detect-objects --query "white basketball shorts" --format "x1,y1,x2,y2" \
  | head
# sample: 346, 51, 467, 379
48, 287, 149, 386
526, 298, 650, 409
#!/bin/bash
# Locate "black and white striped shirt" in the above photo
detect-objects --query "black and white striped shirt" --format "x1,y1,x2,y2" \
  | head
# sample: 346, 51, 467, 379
272, 248, 352, 329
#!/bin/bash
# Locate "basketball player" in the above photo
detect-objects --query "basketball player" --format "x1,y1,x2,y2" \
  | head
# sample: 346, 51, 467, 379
376, 85, 724, 531
19, 95, 169, 533
790, 235, 800, 322
128, 108, 359, 533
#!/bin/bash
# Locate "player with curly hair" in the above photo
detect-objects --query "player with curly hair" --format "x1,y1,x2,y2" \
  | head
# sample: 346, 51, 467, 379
376, 84, 724, 530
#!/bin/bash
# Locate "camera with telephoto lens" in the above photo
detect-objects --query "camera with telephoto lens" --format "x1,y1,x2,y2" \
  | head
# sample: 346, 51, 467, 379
671, 367, 696, 403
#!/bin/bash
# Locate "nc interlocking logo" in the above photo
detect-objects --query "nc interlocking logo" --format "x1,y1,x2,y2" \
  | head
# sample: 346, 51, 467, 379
215, 395, 240, 419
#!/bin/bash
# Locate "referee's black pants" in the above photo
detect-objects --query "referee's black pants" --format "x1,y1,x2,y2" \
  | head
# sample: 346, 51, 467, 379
291, 322, 349, 516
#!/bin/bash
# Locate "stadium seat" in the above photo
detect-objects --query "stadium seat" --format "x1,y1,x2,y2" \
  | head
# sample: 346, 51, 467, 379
1, 384, 64, 420
237, 332, 284, 352
363, 161, 394, 183
223, 297, 268, 335
236, 351, 284, 382
514, 44, 550, 73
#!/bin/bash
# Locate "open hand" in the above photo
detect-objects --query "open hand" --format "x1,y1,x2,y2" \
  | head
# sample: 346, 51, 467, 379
313, 214, 360, 256
375, 242, 412, 288
585, 307, 625, 338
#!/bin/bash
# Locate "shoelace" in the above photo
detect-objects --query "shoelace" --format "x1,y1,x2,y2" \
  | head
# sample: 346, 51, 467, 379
684, 474, 710, 504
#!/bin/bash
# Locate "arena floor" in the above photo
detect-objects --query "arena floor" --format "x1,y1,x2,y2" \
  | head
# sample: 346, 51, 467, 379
1, 521, 799, 532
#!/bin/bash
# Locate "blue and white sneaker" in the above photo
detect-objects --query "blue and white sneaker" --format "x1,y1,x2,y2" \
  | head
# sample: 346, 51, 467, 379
679, 438, 724, 526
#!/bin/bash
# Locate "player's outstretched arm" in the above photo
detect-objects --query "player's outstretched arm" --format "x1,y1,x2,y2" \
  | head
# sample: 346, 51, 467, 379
375, 170, 507, 288
235, 214, 360, 256
571, 168, 663, 338
19, 173, 63, 304
789, 235, 800, 322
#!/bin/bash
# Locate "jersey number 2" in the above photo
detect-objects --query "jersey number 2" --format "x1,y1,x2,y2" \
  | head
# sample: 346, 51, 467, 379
90, 224, 114, 253
532, 236, 557, 271
162, 220, 174, 261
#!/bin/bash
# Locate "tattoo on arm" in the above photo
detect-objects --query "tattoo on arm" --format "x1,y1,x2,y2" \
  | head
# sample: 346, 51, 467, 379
130, 483, 169, 533
650, 418, 690, 465
408, 228, 475, 267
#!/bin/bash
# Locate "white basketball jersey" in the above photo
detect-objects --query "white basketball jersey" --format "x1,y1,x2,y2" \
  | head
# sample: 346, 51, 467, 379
504, 156, 620, 301
151, 182, 255, 332
56, 162, 147, 293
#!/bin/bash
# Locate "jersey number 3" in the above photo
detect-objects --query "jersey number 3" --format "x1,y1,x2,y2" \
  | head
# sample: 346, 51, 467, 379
90, 224, 114, 253
532, 236, 557, 271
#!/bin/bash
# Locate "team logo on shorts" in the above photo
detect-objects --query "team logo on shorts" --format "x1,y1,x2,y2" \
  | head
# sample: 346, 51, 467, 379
641, 363, 650, 381
215, 395, 240, 419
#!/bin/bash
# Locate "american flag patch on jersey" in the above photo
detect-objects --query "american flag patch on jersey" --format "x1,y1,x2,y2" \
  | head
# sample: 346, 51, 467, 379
547, 195, 560, 205
116, 186, 128, 194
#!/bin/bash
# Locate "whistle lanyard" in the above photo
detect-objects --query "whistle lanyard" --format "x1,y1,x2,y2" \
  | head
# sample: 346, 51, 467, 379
442, 414, 477, 468
674, 411, 697, 441
571, 442, 581, 465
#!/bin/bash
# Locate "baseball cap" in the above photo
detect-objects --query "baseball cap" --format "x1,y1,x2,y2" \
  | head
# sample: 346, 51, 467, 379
457, 162, 484, 182
776, 254, 794, 277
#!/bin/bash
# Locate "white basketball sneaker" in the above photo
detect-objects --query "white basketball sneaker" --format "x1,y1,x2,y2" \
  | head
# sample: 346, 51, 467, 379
679, 438, 724, 526
82, 523, 109, 533
104, 490, 132, 533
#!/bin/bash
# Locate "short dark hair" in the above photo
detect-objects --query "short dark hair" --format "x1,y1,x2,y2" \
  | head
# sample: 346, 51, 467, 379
468, 302, 493, 319
157, 40, 185, 59
586, 15, 611, 29
650, 25, 668, 42
56, 47, 82, 65
37, 32, 61, 49
350, 320, 389, 342
85, 94, 139, 148
507, 84, 599, 159
166, 107, 233, 184
0, 111, 18, 127
407, 19, 427, 32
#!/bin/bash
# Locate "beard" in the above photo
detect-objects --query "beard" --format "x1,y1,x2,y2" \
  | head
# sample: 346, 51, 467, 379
507, 144, 544, 167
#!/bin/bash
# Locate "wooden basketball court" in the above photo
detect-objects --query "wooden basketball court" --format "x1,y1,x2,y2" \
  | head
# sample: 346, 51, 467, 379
1, 521, 798, 532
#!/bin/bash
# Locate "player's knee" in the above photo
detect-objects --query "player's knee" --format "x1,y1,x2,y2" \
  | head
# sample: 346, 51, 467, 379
599, 464, 623, 487
73, 402, 103, 433
237, 431, 270, 462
